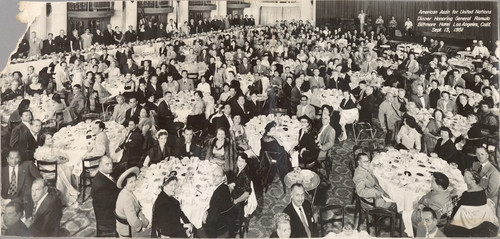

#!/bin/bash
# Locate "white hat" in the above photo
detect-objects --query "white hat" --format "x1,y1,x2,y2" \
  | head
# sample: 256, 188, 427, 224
116, 166, 140, 189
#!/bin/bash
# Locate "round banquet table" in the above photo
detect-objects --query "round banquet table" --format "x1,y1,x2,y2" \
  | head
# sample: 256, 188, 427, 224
134, 157, 220, 229
302, 89, 343, 110
284, 169, 320, 192
1, 94, 56, 124
167, 91, 214, 123
371, 148, 467, 213
245, 114, 300, 155
442, 114, 472, 138
457, 51, 473, 57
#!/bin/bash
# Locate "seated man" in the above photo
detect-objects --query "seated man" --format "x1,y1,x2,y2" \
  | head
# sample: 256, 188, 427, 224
296, 95, 316, 120
3, 199, 32, 236
415, 207, 446, 238
353, 153, 395, 209
472, 147, 500, 202
411, 172, 451, 228
477, 100, 499, 135
26, 179, 63, 237
283, 183, 316, 238
202, 166, 235, 238
174, 127, 202, 159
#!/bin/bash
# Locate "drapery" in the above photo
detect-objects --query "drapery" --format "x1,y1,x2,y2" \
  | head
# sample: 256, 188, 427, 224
260, 6, 300, 26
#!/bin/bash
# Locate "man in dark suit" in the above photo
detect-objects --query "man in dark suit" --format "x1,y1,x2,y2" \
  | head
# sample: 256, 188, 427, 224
103, 24, 115, 46
202, 167, 235, 238
42, 33, 57, 56
358, 86, 376, 123
158, 91, 175, 133
2, 150, 42, 204
9, 110, 38, 162
327, 70, 349, 91
174, 127, 202, 159
237, 57, 252, 74
290, 78, 303, 115
124, 25, 137, 44
117, 118, 144, 166
410, 84, 430, 109
3, 199, 32, 236
247, 92, 262, 118
140, 60, 156, 77
91, 156, 120, 237
231, 95, 250, 124
213, 103, 233, 133
123, 97, 142, 127
122, 58, 139, 76
54, 29, 70, 53
25, 179, 62, 237
146, 76, 163, 101
283, 183, 316, 238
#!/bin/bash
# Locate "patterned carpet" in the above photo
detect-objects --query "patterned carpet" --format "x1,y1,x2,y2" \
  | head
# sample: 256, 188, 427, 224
59, 136, 395, 238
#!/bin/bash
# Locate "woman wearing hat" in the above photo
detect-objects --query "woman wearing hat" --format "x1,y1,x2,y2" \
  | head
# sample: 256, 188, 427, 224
114, 166, 150, 237
151, 176, 191, 238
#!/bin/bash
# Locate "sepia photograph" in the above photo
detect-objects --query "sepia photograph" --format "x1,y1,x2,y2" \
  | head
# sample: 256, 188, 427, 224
0, 0, 498, 237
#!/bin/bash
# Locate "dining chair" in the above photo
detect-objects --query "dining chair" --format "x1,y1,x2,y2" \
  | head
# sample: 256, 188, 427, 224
352, 121, 376, 145
353, 190, 376, 230
319, 204, 345, 236
263, 151, 287, 193
485, 133, 499, 168
79, 156, 101, 202
364, 208, 397, 237
217, 204, 238, 237
36, 160, 58, 188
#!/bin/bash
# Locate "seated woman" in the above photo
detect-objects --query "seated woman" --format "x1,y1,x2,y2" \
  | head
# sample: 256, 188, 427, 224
444, 169, 499, 237
424, 109, 444, 154
105, 60, 122, 78
33, 132, 77, 206
460, 114, 483, 156
338, 89, 359, 141
186, 91, 207, 131
25, 75, 45, 96
353, 153, 395, 209
270, 213, 292, 238
259, 122, 292, 191
456, 93, 474, 117
433, 126, 458, 164
230, 114, 249, 151
151, 176, 191, 238
228, 153, 252, 236
143, 130, 171, 167
204, 128, 237, 174
49, 94, 66, 127
138, 108, 154, 152
163, 75, 179, 94
294, 115, 319, 166
411, 172, 452, 228
122, 73, 136, 99
93, 73, 111, 103
395, 115, 422, 151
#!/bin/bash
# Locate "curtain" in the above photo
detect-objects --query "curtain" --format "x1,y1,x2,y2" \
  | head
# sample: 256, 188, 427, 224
260, 6, 301, 25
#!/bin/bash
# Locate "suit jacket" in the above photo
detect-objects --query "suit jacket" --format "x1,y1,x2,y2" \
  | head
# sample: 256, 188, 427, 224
204, 183, 234, 237
247, 100, 261, 118
9, 123, 38, 161
416, 224, 446, 237
42, 39, 57, 56
144, 143, 171, 166
214, 114, 232, 132
120, 127, 144, 163
28, 38, 43, 57
231, 102, 250, 124
68, 92, 85, 117
253, 64, 268, 75
237, 63, 253, 74
309, 76, 326, 88
29, 190, 63, 237
91, 171, 120, 229
428, 88, 441, 109
473, 162, 500, 202
283, 200, 316, 238
174, 139, 202, 159
446, 76, 466, 88
359, 94, 376, 122
290, 87, 302, 104
5, 220, 31, 237
1, 161, 42, 200
317, 124, 335, 161
151, 191, 190, 237
124, 106, 142, 126
157, 100, 174, 131
146, 83, 163, 101
327, 77, 350, 91
410, 94, 430, 109
296, 104, 316, 120
378, 100, 402, 131
178, 78, 194, 92
122, 63, 139, 76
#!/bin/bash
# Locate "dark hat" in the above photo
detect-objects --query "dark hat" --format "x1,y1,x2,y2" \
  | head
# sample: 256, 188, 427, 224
297, 115, 312, 124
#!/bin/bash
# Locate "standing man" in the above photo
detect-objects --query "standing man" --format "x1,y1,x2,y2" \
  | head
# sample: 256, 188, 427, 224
103, 24, 115, 46
124, 25, 137, 43
91, 156, 120, 237
283, 183, 316, 238
42, 33, 56, 56
28, 32, 43, 57
81, 28, 93, 50
358, 10, 366, 32
54, 29, 70, 52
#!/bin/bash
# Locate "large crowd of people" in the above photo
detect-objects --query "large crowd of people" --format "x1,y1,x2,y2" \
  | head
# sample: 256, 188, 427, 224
1, 11, 499, 238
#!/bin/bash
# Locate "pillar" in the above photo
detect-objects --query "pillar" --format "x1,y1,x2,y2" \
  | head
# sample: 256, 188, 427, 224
49, 2, 67, 35
178, 0, 189, 25
213, 0, 227, 19
125, 1, 138, 30
29, 3, 47, 39
110, 1, 124, 30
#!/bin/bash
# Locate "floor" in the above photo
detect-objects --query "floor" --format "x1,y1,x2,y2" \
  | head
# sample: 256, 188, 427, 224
59, 136, 395, 238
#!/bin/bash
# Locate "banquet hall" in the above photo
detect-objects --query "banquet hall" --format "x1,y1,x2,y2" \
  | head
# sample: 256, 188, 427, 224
1, 0, 499, 238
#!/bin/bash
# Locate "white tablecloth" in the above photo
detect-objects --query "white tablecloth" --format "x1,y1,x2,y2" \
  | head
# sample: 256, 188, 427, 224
245, 114, 300, 155
134, 158, 219, 229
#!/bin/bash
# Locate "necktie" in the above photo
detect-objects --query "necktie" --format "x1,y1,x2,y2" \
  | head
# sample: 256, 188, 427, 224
8, 168, 17, 195
33, 201, 38, 217
477, 164, 483, 175
299, 208, 311, 238
131, 108, 135, 116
